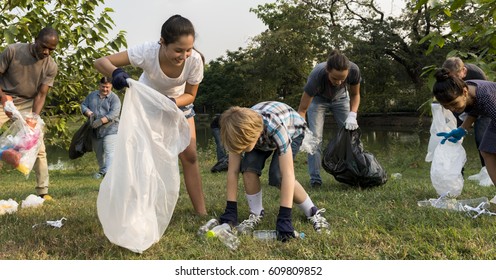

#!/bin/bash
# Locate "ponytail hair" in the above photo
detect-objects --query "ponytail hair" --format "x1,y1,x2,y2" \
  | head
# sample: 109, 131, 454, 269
432, 68, 467, 103
326, 50, 350, 71
161, 15, 195, 45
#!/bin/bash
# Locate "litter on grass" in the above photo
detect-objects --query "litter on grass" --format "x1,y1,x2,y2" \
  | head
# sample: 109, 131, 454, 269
0, 199, 19, 215
32, 217, 67, 228
21, 194, 44, 208
418, 194, 496, 218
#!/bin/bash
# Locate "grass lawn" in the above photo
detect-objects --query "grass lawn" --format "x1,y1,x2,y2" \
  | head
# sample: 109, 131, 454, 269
1, 135, 496, 260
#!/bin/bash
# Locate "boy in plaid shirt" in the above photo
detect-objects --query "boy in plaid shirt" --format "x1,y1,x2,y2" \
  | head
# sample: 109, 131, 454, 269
218, 101, 330, 241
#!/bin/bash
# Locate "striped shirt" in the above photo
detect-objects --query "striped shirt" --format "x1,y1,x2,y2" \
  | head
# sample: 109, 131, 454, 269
466, 80, 496, 129
251, 101, 307, 155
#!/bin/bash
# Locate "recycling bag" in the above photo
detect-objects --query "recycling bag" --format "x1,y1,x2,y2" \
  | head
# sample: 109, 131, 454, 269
430, 141, 466, 197
425, 103, 457, 162
68, 119, 92, 160
322, 127, 387, 188
0, 106, 44, 176
426, 102, 466, 197
97, 79, 190, 253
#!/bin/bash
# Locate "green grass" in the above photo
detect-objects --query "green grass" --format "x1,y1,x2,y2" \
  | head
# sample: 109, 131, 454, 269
1, 138, 496, 260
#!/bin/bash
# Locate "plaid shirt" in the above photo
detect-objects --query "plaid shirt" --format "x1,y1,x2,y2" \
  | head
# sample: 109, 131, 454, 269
251, 101, 307, 155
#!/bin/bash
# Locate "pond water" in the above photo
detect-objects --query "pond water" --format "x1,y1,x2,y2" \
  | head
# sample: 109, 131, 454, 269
46, 121, 479, 167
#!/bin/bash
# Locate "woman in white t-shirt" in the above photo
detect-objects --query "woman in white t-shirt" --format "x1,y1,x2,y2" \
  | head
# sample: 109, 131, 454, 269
94, 15, 207, 215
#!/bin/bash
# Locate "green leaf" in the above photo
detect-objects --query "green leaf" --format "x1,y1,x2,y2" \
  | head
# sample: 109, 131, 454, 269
451, 0, 467, 10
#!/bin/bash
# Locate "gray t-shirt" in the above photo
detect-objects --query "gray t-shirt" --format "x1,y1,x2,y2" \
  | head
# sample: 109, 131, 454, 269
464, 63, 487, 81
303, 61, 361, 100
0, 43, 57, 99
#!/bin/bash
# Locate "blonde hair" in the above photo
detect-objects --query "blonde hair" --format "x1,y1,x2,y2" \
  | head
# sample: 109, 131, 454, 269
220, 106, 263, 154
442, 57, 465, 73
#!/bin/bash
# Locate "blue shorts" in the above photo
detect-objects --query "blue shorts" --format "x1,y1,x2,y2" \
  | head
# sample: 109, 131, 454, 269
241, 134, 303, 187
179, 104, 195, 119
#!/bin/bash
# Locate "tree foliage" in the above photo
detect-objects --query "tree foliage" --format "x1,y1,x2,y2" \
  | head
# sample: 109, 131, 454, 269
414, 0, 496, 80
0, 0, 126, 147
196, 49, 259, 113
197, 0, 467, 115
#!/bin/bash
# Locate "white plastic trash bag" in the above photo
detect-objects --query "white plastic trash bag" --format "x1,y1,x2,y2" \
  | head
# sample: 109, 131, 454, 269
425, 103, 457, 162
21, 194, 44, 208
430, 141, 466, 197
97, 79, 190, 253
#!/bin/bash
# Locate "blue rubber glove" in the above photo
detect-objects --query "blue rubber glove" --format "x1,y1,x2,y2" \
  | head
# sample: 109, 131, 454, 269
437, 127, 467, 144
111, 68, 130, 90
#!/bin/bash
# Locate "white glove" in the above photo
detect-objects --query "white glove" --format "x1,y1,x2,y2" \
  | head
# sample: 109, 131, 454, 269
3, 100, 21, 120
344, 111, 359, 130
3, 100, 17, 113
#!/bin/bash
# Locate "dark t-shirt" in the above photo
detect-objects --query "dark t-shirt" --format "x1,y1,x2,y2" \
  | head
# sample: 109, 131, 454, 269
465, 80, 496, 128
464, 63, 487, 81
304, 62, 361, 101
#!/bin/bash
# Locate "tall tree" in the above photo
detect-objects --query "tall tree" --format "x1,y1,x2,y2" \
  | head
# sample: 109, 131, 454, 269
0, 0, 126, 146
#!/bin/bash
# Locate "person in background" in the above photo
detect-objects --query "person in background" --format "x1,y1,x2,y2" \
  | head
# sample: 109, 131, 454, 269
442, 57, 490, 179
433, 68, 496, 197
94, 14, 207, 215
297, 50, 361, 188
80, 77, 121, 179
218, 101, 331, 242
0, 27, 59, 200
210, 114, 228, 172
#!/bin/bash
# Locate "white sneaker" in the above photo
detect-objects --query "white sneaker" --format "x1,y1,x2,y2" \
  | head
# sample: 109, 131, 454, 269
308, 208, 331, 234
479, 175, 494, 187
490, 195, 496, 204
235, 210, 264, 235
468, 167, 486, 181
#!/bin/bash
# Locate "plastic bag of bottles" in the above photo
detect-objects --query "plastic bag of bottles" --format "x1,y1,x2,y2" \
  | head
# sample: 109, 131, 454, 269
0, 102, 44, 176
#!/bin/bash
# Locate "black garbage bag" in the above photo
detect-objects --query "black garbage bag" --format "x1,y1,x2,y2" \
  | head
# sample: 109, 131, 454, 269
322, 127, 387, 188
68, 120, 93, 159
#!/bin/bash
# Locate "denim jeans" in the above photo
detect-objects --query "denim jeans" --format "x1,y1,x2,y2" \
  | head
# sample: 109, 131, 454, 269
211, 127, 227, 161
306, 94, 350, 185
92, 133, 117, 174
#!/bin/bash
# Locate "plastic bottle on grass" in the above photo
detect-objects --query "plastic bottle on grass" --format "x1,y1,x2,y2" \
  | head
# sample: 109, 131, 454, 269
197, 218, 219, 236
253, 230, 305, 240
417, 197, 489, 211
206, 223, 239, 250
457, 197, 489, 210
